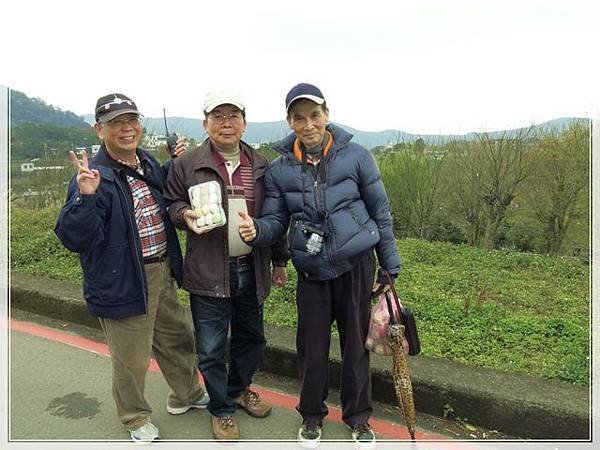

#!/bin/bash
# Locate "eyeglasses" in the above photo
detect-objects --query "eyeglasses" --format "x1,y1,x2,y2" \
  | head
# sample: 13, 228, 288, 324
105, 116, 141, 129
208, 112, 244, 124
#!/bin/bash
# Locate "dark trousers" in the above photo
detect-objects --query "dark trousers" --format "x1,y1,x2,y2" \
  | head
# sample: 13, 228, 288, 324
189, 262, 266, 417
295, 250, 375, 427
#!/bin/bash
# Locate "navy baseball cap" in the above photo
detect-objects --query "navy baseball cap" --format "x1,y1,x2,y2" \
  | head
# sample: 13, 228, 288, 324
285, 83, 325, 111
95, 93, 141, 123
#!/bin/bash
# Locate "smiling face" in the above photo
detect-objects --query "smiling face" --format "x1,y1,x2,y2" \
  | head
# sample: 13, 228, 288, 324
203, 104, 247, 151
287, 99, 329, 149
94, 113, 142, 156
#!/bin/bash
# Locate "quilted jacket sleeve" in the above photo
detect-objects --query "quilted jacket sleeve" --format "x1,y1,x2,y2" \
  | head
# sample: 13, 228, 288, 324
252, 162, 291, 248
357, 147, 401, 282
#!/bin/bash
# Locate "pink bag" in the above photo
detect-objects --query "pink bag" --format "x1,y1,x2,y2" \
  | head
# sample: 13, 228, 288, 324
365, 290, 409, 356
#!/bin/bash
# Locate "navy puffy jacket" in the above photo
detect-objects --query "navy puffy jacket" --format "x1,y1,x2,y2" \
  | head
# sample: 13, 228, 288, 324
252, 124, 400, 282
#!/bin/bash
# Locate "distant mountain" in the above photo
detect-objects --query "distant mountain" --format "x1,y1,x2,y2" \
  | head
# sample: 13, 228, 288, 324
82, 114, 290, 144
83, 114, 584, 148
10, 90, 90, 129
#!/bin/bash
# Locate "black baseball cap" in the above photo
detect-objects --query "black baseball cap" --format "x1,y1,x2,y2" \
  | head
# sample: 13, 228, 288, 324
285, 83, 326, 111
95, 93, 141, 123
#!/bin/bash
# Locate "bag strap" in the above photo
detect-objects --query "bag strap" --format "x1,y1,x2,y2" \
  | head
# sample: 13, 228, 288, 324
98, 156, 164, 193
383, 270, 403, 322
121, 166, 164, 193
384, 291, 399, 324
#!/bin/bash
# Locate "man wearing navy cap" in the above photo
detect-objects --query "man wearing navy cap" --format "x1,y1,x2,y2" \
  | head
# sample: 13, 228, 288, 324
55, 93, 208, 443
239, 83, 401, 448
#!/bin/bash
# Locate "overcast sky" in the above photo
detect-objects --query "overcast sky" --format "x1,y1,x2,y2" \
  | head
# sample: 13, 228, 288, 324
1, 0, 598, 134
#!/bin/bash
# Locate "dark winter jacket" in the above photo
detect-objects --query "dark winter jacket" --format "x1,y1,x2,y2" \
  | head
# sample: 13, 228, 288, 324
252, 124, 400, 282
54, 146, 184, 318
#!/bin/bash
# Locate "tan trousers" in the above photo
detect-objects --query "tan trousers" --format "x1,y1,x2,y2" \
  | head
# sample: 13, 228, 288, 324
98, 259, 203, 430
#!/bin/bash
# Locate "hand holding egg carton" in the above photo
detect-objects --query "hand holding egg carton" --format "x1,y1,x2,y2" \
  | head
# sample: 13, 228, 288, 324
188, 181, 227, 231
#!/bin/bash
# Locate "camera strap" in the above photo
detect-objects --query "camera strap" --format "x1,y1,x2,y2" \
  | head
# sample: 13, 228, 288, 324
99, 157, 164, 193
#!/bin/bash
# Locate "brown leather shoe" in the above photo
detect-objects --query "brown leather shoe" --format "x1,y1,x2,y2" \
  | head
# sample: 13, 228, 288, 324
211, 415, 240, 440
234, 388, 272, 418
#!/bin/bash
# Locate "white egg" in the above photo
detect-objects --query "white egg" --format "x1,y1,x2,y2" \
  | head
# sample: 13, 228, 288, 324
196, 216, 206, 227
201, 204, 211, 215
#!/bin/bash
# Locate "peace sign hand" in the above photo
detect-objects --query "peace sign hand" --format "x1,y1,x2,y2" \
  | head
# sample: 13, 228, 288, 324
69, 150, 100, 195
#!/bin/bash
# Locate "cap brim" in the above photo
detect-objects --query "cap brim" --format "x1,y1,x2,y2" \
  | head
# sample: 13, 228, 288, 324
204, 101, 246, 114
286, 95, 325, 110
97, 108, 142, 123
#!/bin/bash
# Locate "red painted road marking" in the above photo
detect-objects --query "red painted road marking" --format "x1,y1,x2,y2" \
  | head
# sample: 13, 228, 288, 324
11, 318, 445, 441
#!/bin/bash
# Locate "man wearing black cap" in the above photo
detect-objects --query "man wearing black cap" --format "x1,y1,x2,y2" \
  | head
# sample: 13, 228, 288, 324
239, 83, 401, 448
55, 93, 208, 443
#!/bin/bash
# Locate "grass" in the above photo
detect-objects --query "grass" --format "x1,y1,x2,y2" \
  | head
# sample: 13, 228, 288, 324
10, 206, 590, 385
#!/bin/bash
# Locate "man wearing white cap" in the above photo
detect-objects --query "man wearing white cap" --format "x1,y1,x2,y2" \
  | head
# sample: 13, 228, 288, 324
164, 89, 289, 440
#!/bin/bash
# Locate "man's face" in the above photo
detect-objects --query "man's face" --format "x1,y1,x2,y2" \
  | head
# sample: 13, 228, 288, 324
203, 104, 246, 151
94, 114, 142, 154
287, 99, 328, 149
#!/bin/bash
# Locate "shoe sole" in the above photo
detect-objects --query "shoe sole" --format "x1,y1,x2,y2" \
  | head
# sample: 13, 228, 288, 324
212, 434, 240, 441
167, 393, 210, 415
352, 441, 376, 450
166, 403, 208, 415
130, 437, 159, 445
297, 437, 320, 449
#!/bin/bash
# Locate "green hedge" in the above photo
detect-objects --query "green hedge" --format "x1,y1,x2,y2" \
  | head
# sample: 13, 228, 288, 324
10, 206, 590, 385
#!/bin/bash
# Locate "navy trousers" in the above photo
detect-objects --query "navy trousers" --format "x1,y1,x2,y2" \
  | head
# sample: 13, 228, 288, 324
189, 262, 266, 417
295, 250, 375, 427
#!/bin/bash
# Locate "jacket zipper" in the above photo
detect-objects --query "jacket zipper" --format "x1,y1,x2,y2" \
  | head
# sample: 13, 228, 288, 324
197, 166, 230, 298
312, 168, 335, 274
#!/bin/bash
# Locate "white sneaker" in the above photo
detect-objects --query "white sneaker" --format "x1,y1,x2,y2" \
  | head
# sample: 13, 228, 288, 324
129, 421, 159, 443
166, 392, 210, 415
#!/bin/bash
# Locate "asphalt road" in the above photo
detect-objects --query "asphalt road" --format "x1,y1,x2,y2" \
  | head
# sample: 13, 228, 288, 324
8, 309, 496, 450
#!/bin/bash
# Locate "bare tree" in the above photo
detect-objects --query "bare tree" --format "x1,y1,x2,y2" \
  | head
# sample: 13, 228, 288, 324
525, 120, 589, 255
476, 128, 534, 249
443, 127, 534, 249
442, 140, 485, 246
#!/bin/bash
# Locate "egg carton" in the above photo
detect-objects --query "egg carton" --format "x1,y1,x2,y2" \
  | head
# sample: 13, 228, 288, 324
188, 181, 227, 231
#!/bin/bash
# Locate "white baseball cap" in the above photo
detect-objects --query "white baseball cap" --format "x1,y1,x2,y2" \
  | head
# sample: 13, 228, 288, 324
203, 89, 246, 114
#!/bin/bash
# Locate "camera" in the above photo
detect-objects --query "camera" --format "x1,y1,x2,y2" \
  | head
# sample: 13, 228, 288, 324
297, 221, 326, 256
306, 232, 324, 255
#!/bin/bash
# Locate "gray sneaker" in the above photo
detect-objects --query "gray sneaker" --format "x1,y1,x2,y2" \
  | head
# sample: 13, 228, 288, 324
347, 423, 376, 449
298, 421, 322, 448
129, 421, 159, 443
166, 392, 210, 415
